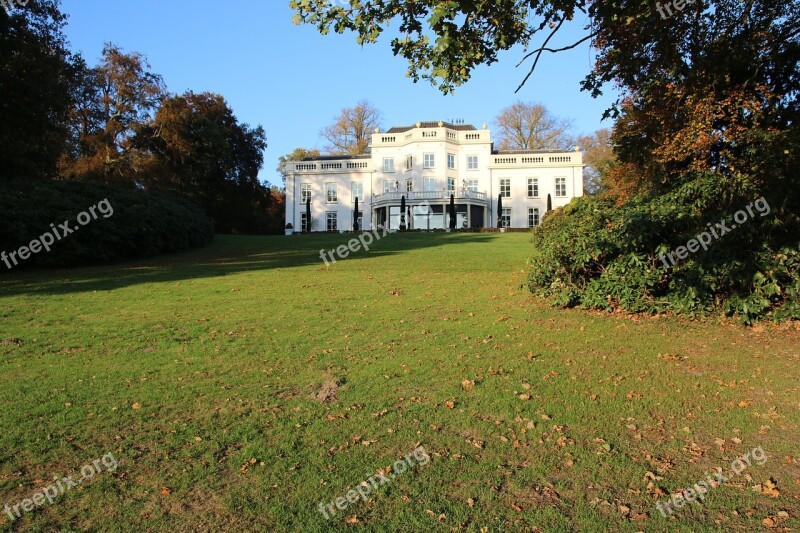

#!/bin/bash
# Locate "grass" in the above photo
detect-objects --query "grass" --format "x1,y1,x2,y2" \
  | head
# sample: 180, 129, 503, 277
0, 232, 798, 532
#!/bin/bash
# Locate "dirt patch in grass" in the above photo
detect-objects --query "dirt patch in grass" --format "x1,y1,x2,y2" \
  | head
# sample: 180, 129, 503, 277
312, 380, 340, 403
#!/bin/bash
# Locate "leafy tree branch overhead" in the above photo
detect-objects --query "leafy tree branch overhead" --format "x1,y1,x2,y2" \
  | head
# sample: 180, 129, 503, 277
290, 0, 599, 95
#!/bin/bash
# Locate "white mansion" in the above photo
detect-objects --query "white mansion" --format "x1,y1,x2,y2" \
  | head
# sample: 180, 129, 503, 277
285, 121, 584, 232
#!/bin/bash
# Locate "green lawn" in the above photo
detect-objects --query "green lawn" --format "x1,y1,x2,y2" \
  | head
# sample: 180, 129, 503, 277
1, 232, 798, 532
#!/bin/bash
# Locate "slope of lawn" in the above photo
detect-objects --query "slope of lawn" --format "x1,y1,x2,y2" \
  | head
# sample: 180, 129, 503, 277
0, 232, 798, 532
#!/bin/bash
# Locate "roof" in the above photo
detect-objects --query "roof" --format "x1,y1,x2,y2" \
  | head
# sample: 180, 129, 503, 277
301, 154, 372, 161
492, 148, 577, 155
386, 121, 478, 134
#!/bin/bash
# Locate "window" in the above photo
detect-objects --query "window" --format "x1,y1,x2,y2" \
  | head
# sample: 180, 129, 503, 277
384, 180, 394, 193
326, 183, 338, 203
406, 178, 413, 192
423, 153, 435, 168
447, 177, 455, 192
467, 179, 479, 192
527, 178, 539, 198
423, 177, 435, 192
555, 177, 567, 197
405, 155, 413, 171
301, 184, 311, 204
528, 208, 540, 228
383, 158, 395, 173
326, 212, 338, 232
501, 208, 512, 228
301, 212, 309, 232
500, 178, 511, 198
352, 182, 363, 202
447, 153, 456, 169
467, 155, 479, 170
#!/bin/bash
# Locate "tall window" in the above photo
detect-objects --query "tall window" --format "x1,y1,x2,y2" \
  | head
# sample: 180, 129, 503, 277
467, 179, 479, 192
301, 184, 311, 204
447, 177, 455, 192
528, 208, 540, 227
326, 212, 338, 232
555, 177, 567, 197
352, 182, 363, 202
527, 178, 539, 198
383, 158, 395, 172
423, 177, 435, 192
405, 155, 413, 171
301, 212, 309, 232
467, 155, 478, 170
326, 183, 338, 203
406, 178, 413, 192
501, 208, 512, 228
423, 153, 435, 168
384, 180, 394, 193
500, 178, 511, 198
447, 153, 456, 169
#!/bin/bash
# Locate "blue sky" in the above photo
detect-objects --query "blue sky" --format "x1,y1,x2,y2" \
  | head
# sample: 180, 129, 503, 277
60, 1, 618, 185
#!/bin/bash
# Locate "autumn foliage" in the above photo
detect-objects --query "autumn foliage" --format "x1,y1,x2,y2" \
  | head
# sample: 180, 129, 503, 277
2, 5, 284, 237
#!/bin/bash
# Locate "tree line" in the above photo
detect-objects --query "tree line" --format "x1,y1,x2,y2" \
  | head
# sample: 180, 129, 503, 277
1, 1, 283, 235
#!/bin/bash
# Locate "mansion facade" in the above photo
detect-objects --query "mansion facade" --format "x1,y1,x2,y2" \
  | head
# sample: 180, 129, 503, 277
285, 121, 584, 232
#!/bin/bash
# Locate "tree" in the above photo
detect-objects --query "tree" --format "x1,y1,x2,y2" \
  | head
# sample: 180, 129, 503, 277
1, 0, 78, 181
277, 147, 321, 182
495, 101, 572, 151
573, 129, 615, 195
264, 185, 286, 235
136, 91, 270, 234
321, 100, 382, 155
496, 195, 503, 229
60, 43, 166, 184
291, 1, 597, 94
305, 197, 311, 232
449, 194, 456, 230
399, 195, 407, 231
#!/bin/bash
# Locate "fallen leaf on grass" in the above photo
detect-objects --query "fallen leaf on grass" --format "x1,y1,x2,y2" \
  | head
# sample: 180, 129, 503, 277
131, 403, 142, 410
762, 478, 781, 497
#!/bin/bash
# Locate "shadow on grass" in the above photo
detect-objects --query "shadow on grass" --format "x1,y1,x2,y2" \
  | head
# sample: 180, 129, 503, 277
0, 231, 504, 296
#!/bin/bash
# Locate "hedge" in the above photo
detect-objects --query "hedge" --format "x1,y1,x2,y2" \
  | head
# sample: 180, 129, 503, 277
0, 179, 213, 270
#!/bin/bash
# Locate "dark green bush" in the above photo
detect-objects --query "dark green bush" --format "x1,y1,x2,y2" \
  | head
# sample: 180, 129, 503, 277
0, 179, 213, 269
527, 172, 800, 324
